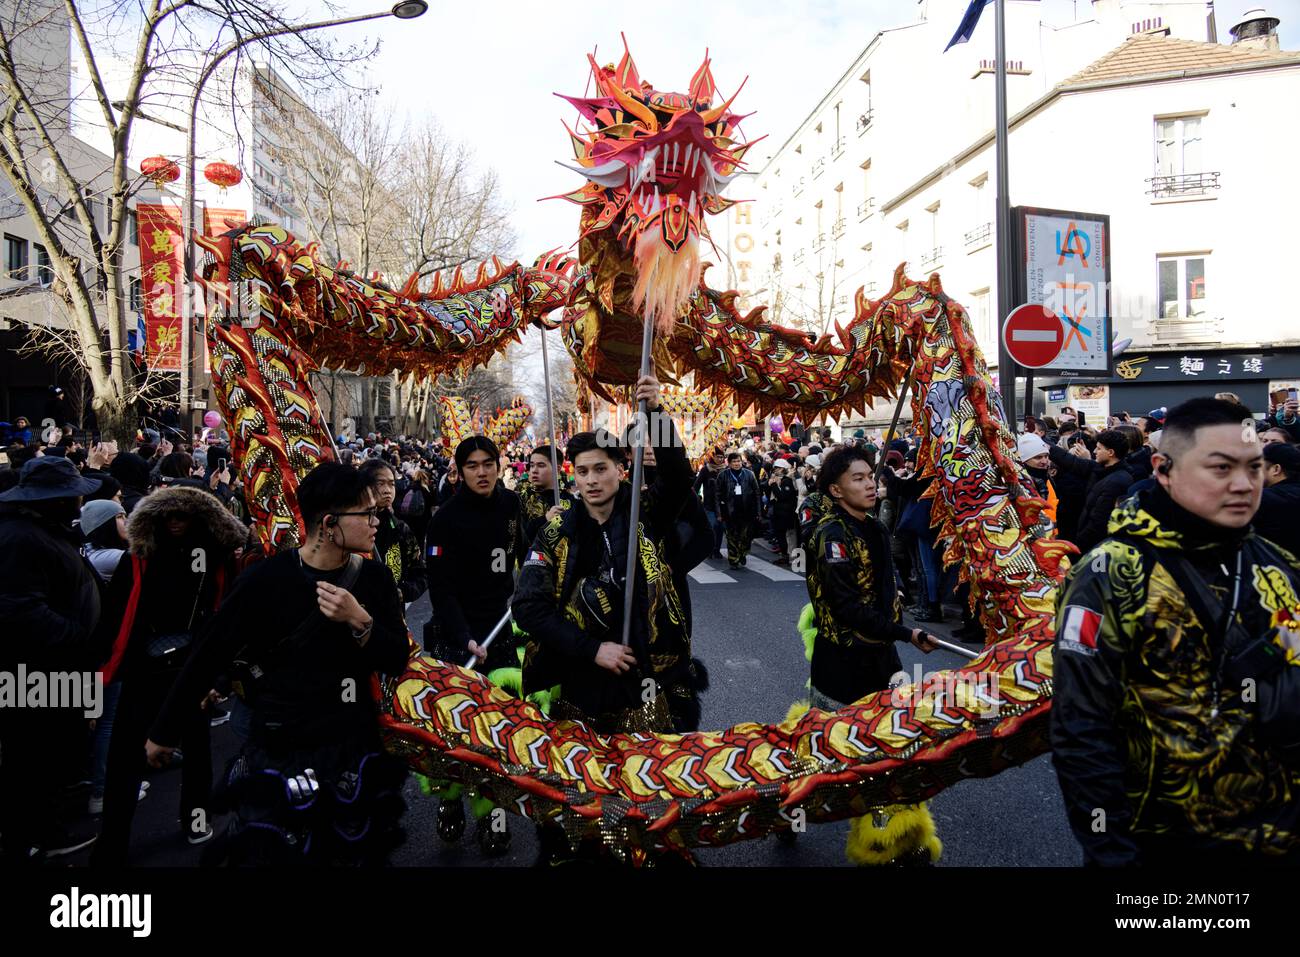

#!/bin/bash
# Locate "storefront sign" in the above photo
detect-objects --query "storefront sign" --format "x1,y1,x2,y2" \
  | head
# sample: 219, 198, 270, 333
138, 203, 182, 372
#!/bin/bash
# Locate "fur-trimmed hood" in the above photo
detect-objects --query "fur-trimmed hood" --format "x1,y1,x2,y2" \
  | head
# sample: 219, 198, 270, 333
126, 485, 247, 558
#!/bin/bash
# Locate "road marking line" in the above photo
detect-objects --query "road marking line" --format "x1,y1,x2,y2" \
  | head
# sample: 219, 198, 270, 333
742, 554, 804, 582
689, 566, 736, 584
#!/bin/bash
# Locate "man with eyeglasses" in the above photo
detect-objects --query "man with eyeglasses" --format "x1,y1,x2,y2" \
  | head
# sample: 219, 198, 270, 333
144, 462, 411, 865
359, 458, 426, 607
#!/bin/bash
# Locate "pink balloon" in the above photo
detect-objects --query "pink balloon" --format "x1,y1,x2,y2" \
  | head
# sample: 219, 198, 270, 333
203, 410, 222, 429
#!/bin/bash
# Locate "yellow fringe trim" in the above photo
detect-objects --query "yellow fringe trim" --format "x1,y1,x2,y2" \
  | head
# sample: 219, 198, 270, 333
845, 803, 943, 866
783, 700, 811, 726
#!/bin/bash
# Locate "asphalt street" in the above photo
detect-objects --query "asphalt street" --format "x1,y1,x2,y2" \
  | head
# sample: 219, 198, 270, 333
77, 538, 1078, 868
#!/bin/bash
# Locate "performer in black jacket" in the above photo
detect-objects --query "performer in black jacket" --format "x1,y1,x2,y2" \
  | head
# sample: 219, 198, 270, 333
717, 451, 760, 569
518, 444, 572, 544
145, 463, 411, 866
805, 445, 936, 709
513, 374, 698, 734
422, 435, 523, 855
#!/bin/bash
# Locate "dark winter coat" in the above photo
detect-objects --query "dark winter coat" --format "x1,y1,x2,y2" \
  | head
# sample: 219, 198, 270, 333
0, 504, 102, 672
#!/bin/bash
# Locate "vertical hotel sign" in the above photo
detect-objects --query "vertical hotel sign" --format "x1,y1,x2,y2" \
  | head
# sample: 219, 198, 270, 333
138, 203, 183, 371
1013, 206, 1113, 378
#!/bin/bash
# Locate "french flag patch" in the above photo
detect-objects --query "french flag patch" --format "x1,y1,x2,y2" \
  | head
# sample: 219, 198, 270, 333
524, 549, 548, 567
800, 508, 813, 524
427, 544, 443, 558
825, 541, 849, 564
1060, 605, 1102, 655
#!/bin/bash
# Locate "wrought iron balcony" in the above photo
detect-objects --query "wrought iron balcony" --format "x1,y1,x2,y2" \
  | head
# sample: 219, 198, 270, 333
831, 136, 845, 159
812, 232, 826, 251
856, 109, 874, 135
793, 248, 806, 265
1146, 171, 1220, 198
857, 197, 876, 220
919, 246, 943, 271
812, 157, 825, 179
964, 222, 992, 249
831, 218, 846, 239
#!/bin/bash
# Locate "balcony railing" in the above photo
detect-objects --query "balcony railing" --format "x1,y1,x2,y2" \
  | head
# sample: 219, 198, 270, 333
793, 178, 805, 197
919, 246, 943, 271
964, 222, 992, 249
831, 136, 845, 159
831, 217, 846, 239
855, 109, 874, 135
857, 197, 876, 220
812, 232, 826, 251
1146, 171, 1221, 198
793, 249, 806, 265
1151, 311, 1221, 343
812, 157, 825, 179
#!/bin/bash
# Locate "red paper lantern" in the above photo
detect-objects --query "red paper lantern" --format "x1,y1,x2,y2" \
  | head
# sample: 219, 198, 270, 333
203, 161, 243, 191
140, 155, 179, 186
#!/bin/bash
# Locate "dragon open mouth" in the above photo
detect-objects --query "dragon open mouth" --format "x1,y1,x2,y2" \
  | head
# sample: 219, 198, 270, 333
553, 39, 759, 327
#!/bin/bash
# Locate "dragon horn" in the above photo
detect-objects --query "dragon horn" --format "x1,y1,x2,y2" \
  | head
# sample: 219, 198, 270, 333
689, 50, 716, 103
589, 52, 657, 129
699, 75, 748, 125
614, 32, 641, 89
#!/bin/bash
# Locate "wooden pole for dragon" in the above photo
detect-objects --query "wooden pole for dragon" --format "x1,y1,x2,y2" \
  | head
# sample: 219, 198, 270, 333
538, 325, 562, 508
619, 314, 656, 648
884, 357, 918, 446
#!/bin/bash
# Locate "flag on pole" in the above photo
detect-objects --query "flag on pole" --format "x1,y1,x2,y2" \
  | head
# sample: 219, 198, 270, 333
945, 0, 993, 51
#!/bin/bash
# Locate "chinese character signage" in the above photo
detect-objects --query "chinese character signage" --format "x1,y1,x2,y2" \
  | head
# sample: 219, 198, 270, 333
138, 202, 182, 372
1014, 206, 1113, 378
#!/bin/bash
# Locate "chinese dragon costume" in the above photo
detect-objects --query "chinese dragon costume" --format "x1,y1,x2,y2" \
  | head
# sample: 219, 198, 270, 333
192, 42, 1072, 862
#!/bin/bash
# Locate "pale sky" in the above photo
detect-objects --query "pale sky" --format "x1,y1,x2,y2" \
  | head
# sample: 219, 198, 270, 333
305, 0, 924, 261
292, 0, 1300, 263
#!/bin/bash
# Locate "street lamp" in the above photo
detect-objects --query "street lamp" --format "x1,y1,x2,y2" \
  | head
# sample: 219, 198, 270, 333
178, 1, 428, 420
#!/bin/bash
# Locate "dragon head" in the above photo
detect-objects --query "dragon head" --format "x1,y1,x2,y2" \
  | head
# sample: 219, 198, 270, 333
556, 39, 754, 329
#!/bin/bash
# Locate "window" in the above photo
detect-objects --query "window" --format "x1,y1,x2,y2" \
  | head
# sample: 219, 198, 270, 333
5, 234, 28, 281
1155, 115, 1203, 177
971, 288, 992, 347
129, 276, 142, 311
128, 209, 138, 246
1157, 255, 1208, 319
1150, 114, 1217, 196
34, 244, 52, 287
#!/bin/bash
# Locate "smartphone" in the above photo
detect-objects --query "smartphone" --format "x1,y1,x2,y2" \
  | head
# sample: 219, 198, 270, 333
1290, 389, 1298, 403
1076, 411, 1087, 427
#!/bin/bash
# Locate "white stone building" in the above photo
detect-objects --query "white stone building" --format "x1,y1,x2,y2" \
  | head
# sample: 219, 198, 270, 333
741, 0, 1299, 421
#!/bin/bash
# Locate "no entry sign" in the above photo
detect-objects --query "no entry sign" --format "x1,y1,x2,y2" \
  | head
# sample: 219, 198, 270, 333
1002, 304, 1063, 369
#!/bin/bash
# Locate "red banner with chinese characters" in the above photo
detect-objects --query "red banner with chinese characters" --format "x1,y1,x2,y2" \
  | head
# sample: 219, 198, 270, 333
201, 207, 248, 373
138, 202, 183, 372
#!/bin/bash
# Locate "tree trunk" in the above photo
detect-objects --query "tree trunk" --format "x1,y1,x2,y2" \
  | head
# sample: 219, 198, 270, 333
93, 393, 135, 444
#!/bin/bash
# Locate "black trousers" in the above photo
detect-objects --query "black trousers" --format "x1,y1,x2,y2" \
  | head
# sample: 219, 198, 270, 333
0, 706, 83, 860
93, 664, 211, 866
724, 520, 754, 566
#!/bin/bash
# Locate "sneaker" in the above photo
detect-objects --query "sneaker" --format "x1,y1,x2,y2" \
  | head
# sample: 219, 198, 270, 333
740, 556, 748, 566
436, 797, 465, 843
43, 827, 98, 858
476, 816, 511, 857
209, 707, 230, 728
